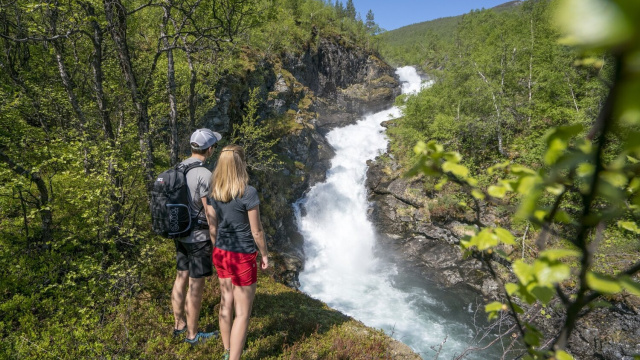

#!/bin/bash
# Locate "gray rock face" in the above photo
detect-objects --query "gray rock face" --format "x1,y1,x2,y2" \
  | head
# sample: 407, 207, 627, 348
366, 157, 497, 297
283, 38, 401, 131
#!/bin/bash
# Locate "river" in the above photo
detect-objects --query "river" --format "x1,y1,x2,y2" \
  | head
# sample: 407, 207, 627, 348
295, 66, 502, 359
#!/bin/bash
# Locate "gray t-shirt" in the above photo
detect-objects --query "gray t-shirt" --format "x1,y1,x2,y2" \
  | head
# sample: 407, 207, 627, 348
178, 157, 212, 243
207, 185, 260, 253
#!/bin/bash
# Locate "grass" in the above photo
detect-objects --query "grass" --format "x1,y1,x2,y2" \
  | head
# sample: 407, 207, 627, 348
4, 238, 414, 359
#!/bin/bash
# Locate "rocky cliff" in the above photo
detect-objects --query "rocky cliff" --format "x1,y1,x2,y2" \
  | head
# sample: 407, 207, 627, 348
200, 36, 401, 288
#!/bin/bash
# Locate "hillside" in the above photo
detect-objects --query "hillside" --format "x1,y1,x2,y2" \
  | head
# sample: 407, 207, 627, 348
376, 0, 523, 67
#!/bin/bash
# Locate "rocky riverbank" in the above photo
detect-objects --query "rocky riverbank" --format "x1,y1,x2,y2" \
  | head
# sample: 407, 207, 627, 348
365, 150, 640, 359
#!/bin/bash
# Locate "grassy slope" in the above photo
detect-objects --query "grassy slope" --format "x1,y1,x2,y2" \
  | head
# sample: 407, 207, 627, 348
122, 242, 420, 359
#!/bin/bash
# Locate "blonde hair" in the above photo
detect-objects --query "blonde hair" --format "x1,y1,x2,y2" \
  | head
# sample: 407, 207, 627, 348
210, 144, 249, 202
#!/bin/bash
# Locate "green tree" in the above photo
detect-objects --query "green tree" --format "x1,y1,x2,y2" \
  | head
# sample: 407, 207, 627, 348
345, 0, 356, 20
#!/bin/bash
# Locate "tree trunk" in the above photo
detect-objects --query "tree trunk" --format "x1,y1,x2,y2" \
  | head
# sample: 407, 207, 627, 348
84, 2, 115, 144
528, 17, 534, 125
83, 2, 124, 236
186, 46, 197, 133
161, 5, 179, 165
103, 0, 155, 190
476, 63, 506, 157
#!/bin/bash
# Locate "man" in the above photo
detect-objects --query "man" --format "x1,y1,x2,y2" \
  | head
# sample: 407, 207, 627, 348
172, 128, 221, 345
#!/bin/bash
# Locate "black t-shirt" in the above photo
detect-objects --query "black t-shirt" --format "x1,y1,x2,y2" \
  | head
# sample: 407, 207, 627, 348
207, 186, 260, 253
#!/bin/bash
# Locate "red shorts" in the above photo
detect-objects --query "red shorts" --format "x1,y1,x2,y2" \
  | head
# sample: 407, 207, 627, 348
212, 247, 258, 286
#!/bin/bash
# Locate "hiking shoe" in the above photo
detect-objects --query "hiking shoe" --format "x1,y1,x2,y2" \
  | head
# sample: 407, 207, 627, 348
184, 331, 219, 346
222, 349, 230, 360
173, 326, 187, 337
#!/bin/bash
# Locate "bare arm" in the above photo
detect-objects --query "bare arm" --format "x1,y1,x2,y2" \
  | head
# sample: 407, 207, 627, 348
203, 196, 217, 245
248, 205, 269, 270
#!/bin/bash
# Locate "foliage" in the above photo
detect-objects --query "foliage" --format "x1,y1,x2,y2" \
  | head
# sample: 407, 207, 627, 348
404, 0, 640, 358
231, 88, 282, 172
386, 0, 610, 173
0, 0, 387, 357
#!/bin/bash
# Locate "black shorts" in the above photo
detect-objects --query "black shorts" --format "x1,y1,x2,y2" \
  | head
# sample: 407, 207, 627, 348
174, 239, 214, 278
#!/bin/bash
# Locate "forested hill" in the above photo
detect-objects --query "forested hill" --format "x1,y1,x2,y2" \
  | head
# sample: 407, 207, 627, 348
0, 0, 413, 358
376, 0, 523, 67
374, 0, 640, 358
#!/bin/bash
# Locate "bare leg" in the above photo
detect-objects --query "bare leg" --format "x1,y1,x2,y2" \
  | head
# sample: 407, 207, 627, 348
171, 270, 189, 330
218, 278, 234, 351
229, 283, 256, 360
186, 276, 206, 339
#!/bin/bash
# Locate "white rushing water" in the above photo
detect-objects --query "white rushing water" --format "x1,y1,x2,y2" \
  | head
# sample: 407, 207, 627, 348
296, 67, 497, 359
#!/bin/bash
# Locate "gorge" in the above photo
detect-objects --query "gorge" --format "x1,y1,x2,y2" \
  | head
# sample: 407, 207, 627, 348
296, 66, 503, 359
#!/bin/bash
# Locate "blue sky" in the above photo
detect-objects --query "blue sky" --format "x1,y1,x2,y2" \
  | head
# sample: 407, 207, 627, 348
350, 0, 516, 31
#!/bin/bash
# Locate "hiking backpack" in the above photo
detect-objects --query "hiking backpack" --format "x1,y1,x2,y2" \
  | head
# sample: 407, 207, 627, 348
151, 162, 204, 238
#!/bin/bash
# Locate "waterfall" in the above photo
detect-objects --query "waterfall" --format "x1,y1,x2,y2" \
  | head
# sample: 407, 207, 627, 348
296, 67, 498, 359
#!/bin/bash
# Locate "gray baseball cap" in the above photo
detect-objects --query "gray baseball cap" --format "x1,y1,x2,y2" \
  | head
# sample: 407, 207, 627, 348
190, 128, 222, 150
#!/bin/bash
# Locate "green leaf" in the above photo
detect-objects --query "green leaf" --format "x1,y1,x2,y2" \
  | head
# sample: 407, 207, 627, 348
494, 227, 516, 245
426, 140, 444, 153
512, 302, 525, 314
600, 171, 628, 188
540, 249, 581, 261
510, 165, 536, 176
534, 260, 571, 286
413, 141, 428, 155
516, 175, 538, 195
530, 285, 555, 305
544, 124, 584, 164
577, 163, 595, 177
442, 161, 469, 178
546, 183, 565, 196
628, 177, 640, 193
555, 350, 575, 360
545, 138, 568, 165
617, 220, 640, 234
533, 209, 548, 222
471, 189, 485, 200
524, 330, 541, 347
485, 301, 503, 313
488, 185, 507, 198
473, 229, 499, 251
443, 152, 462, 164
505, 283, 519, 295
554, 210, 573, 224
555, 0, 633, 49
513, 260, 534, 284
586, 272, 622, 294
434, 178, 448, 190
619, 275, 640, 296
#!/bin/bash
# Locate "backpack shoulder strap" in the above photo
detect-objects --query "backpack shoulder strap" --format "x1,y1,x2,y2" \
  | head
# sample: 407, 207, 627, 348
182, 161, 204, 175
180, 161, 207, 221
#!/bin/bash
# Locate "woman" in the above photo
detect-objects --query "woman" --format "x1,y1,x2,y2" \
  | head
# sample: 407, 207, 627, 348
205, 144, 269, 360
